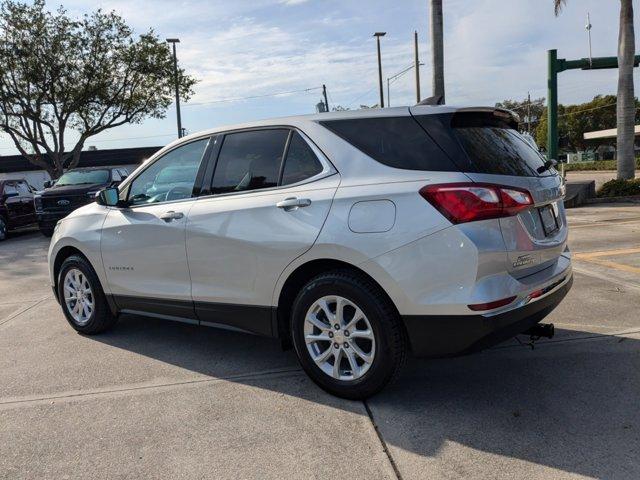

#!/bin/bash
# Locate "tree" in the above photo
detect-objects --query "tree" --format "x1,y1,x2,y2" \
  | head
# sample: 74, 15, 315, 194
534, 95, 637, 153
0, 0, 196, 178
495, 97, 545, 134
554, 0, 636, 179
430, 0, 445, 102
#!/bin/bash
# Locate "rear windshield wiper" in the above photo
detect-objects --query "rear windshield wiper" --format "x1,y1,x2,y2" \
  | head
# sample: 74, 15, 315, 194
537, 159, 557, 174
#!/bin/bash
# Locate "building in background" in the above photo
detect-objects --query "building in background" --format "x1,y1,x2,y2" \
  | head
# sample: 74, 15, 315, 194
0, 146, 161, 189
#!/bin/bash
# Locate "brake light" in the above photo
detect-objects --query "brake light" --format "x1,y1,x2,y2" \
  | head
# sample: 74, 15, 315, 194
419, 183, 533, 224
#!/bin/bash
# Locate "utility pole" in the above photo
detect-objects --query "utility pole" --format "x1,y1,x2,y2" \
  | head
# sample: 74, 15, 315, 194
430, 0, 445, 102
386, 63, 424, 108
373, 32, 386, 108
166, 38, 182, 138
526, 91, 531, 134
586, 13, 593, 68
322, 84, 329, 112
414, 30, 421, 103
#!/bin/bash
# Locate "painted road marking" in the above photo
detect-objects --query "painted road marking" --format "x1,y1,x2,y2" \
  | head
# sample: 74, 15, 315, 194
573, 247, 640, 259
573, 247, 640, 275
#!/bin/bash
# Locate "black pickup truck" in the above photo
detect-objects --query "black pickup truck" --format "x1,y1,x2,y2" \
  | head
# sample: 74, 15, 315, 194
0, 179, 37, 241
34, 167, 129, 236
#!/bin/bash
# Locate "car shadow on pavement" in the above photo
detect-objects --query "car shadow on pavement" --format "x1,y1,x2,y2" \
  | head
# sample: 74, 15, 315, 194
89, 314, 639, 479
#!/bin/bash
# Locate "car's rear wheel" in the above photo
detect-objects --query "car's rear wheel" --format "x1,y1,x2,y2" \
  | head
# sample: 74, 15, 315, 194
291, 270, 407, 399
58, 255, 118, 334
0, 216, 7, 241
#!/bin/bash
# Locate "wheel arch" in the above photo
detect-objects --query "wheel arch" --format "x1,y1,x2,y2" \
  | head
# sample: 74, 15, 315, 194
275, 258, 402, 349
53, 246, 89, 296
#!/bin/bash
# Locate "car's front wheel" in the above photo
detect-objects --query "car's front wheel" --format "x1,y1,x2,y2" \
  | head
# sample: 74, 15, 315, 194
291, 270, 407, 399
58, 255, 118, 334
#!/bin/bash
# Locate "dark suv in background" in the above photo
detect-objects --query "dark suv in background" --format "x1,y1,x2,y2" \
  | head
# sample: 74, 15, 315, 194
0, 179, 37, 241
35, 167, 128, 236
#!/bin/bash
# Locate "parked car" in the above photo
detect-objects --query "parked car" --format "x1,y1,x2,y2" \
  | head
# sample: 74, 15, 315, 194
35, 167, 128, 236
48, 106, 572, 399
0, 179, 37, 241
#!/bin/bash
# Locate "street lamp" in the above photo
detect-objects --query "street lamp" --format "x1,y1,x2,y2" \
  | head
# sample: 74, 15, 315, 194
373, 32, 386, 108
166, 38, 183, 138
386, 63, 424, 107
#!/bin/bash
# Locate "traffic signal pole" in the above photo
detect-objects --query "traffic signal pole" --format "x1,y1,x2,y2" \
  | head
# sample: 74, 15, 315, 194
546, 49, 640, 160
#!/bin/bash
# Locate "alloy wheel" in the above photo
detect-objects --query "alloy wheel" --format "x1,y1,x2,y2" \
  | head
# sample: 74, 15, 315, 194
304, 295, 376, 381
63, 268, 94, 326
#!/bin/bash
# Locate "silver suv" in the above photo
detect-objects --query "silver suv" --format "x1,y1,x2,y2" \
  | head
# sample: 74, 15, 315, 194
48, 106, 572, 399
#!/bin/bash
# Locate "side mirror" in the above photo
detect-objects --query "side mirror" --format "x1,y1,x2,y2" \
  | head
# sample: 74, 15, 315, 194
4, 191, 18, 198
96, 187, 120, 207
43, 180, 52, 188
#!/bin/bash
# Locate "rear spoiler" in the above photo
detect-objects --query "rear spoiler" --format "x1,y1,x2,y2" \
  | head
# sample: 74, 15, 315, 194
453, 107, 520, 129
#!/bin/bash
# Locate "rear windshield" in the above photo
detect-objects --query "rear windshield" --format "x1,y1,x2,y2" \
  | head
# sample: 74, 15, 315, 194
450, 112, 549, 177
319, 117, 458, 172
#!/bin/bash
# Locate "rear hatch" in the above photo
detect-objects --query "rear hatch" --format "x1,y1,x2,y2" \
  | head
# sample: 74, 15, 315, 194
410, 106, 567, 278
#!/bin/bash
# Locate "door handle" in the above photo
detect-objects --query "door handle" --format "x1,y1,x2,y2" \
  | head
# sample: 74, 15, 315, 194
276, 197, 312, 211
160, 211, 184, 222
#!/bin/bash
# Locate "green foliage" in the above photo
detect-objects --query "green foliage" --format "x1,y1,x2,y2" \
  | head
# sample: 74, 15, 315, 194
562, 158, 640, 171
535, 95, 626, 152
0, 0, 197, 177
495, 97, 545, 134
597, 178, 640, 197
533, 95, 640, 153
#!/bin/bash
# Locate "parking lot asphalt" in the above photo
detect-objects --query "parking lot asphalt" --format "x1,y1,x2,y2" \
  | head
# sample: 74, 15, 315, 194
1, 204, 639, 480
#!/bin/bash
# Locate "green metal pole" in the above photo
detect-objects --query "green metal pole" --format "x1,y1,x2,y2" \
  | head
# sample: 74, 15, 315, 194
547, 49, 558, 160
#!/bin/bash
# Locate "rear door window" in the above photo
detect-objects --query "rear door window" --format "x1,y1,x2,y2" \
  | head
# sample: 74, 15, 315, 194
320, 117, 458, 172
280, 132, 323, 185
212, 129, 289, 194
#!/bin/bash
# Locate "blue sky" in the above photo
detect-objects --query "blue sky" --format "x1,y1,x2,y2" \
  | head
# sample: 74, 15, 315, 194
1, 0, 639, 155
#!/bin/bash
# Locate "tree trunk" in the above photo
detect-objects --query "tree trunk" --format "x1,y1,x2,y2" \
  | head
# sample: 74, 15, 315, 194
430, 0, 445, 102
617, 0, 636, 180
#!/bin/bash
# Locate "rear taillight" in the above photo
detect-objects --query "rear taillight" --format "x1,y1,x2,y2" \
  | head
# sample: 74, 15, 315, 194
419, 183, 533, 224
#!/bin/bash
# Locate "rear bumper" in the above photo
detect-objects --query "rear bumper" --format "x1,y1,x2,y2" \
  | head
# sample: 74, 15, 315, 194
402, 274, 572, 357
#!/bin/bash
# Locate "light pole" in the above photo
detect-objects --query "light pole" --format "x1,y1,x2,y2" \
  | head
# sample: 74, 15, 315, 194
373, 32, 386, 108
166, 38, 182, 138
386, 63, 424, 107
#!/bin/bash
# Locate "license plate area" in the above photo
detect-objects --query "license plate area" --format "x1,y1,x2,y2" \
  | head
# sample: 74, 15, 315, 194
538, 203, 559, 236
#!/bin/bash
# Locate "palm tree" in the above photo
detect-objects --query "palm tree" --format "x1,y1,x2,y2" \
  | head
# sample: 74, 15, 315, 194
430, 0, 445, 102
555, 0, 636, 180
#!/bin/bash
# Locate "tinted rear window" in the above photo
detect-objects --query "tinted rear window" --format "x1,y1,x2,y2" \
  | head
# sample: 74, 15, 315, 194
320, 117, 458, 172
451, 113, 548, 177
415, 112, 549, 177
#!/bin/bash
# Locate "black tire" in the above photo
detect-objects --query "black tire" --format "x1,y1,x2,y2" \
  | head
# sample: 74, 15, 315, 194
291, 270, 407, 400
40, 226, 54, 237
57, 254, 118, 334
0, 216, 6, 241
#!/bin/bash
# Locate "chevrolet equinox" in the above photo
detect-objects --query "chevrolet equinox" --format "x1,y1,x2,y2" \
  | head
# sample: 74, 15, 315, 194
48, 106, 572, 399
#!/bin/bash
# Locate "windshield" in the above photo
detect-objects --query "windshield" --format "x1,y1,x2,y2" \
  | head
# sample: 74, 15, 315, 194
56, 169, 110, 186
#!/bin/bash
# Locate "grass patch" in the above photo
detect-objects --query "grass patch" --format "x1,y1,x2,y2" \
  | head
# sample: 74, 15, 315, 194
562, 159, 640, 171
597, 179, 640, 197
